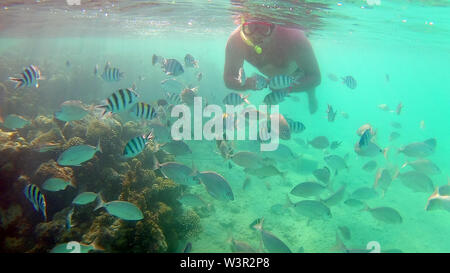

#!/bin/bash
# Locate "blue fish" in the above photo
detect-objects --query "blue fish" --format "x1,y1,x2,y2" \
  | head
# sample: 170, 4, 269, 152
263, 90, 290, 105
342, 75, 357, 89
286, 118, 306, 134
269, 75, 298, 90
184, 54, 198, 68
253, 73, 268, 90
123, 133, 153, 158
100, 63, 123, 82
23, 184, 47, 221
166, 92, 183, 105
162, 59, 184, 76
222, 92, 250, 106
9, 65, 42, 89
99, 88, 139, 115
130, 102, 158, 120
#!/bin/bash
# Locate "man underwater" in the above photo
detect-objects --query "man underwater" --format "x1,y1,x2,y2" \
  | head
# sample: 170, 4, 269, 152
223, 17, 321, 114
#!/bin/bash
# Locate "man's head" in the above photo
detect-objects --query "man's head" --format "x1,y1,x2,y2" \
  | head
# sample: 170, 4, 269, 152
240, 19, 275, 54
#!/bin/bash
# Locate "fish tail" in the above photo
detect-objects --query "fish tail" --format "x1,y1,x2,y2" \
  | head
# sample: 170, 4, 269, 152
151, 153, 160, 171
9, 77, 24, 89
96, 139, 102, 153
285, 193, 294, 208
94, 192, 105, 211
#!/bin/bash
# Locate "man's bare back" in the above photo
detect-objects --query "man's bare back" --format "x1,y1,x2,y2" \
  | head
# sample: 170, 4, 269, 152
224, 22, 321, 114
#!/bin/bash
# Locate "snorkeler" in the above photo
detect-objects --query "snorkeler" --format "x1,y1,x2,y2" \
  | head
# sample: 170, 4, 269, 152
223, 16, 321, 114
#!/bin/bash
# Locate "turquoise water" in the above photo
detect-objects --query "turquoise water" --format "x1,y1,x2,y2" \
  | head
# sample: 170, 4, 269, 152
0, 0, 450, 253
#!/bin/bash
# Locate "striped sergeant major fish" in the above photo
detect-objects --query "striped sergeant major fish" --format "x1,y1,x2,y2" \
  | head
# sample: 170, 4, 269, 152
98, 88, 139, 115
268, 75, 299, 90
342, 75, 357, 89
152, 54, 165, 66
166, 92, 183, 105
286, 118, 306, 134
222, 92, 250, 106
263, 90, 290, 105
9, 65, 42, 89
162, 58, 184, 76
123, 132, 153, 158
23, 184, 47, 221
130, 102, 158, 121
97, 62, 123, 82
184, 54, 199, 68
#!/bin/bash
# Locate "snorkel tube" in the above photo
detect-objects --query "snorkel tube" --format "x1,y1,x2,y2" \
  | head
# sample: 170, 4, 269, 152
240, 18, 262, 54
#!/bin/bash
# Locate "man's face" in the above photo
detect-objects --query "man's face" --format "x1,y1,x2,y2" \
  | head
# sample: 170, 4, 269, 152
242, 21, 274, 46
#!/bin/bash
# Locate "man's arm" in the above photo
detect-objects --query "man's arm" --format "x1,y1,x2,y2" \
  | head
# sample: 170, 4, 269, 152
223, 31, 258, 91
290, 35, 321, 92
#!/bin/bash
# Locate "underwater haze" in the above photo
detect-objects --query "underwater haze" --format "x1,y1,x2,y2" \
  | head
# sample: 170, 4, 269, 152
0, 0, 450, 253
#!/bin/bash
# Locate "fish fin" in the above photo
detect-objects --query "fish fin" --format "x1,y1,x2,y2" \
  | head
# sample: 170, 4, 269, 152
253, 216, 264, 231
94, 192, 105, 211
243, 95, 251, 105
285, 193, 294, 208
382, 147, 389, 161
96, 139, 102, 153
8, 77, 24, 89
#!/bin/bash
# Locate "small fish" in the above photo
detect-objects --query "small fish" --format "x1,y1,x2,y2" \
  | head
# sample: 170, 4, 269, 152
180, 87, 198, 106
261, 143, 297, 163
123, 133, 153, 158
184, 54, 199, 68
396, 102, 403, 115
398, 138, 436, 158
391, 121, 402, 129
100, 62, 124, 82
286, 118, 306, 134
351, 187, 378, 200
9, 65, 42, 89
42, 177, 75, 192
152, 54, 165, 66
57, 140, 101, 166
65, 60, 71, 67
162, 58, 184, 76
385, 73, 390, 82
217, 139, 234, 160
389, 132, 400, 142
197, 171, 234, 201
268, 75, 298, 90
363, 205, 403, 224
72, 192, 98, 205
253, 73, 268, 89
1, 114, 30, 130
344, 198, 364, 208
54, 100, 89, 122
229, 238, 257, 253
327, 104, 337, 122
166, 92, 183, 105
183, 242, 192, 253
24, 184, 47, 221
377, 104, 390, 111
313, 167, 331, 184
161, 78, 185, 93
396, 171, 434, 193
270, 203, 289, 216
324, 154, 348, 172
328, 73, 338, 81
342, 75, 357, 89
196, 72, 203, 81
223, 92, 250, 106
341, 112, 349, 119
263, 90, 290, 105
330, 140, 342, 150
95, 197, 144, 221
290, 182, 326, 198
66, 207, 75, 230
362, 160, 377, 172
237, 67, 246, 86
230, 151, 265, 169
253, 218, 292, 253
129, 102, 158, 121
373, 167, 393, 196
338, 226, 351, 240
160, 140, 192, 156
291, 199, 332, 220
98, 88, 139, 115
153, 157, 197, 186
35, 142, 62, 153
308, 136, 329, 149
401, 159, 441, 175
269, 113, 291, 140
244, 165, 284, 179
321, 185, 346, 206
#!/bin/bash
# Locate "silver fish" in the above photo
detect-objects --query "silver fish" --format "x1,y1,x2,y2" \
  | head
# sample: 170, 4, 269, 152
290, 182, 326, 198
364, 205, 402, 224
197, 171, 234, 201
